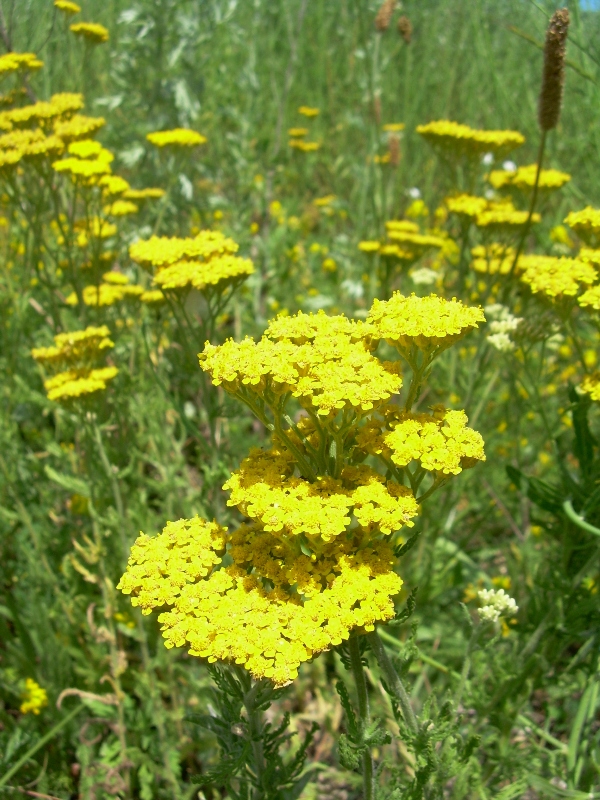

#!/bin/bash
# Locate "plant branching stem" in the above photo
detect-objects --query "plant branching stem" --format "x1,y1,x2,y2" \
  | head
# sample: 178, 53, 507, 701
348, 636, 375, 800
369, 630, 418, 734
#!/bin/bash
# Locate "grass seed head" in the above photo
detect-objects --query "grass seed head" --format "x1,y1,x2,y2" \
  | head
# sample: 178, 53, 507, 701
538, 8, 569, 132
397, 15, 412, 44
375, 0, 396, 32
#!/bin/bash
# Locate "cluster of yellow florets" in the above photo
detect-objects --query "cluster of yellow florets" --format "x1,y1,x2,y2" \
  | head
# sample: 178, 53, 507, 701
69, 22, 109, 44
65, 272, 144, 307
55, 0, 81, 13
20, 678, 48, 715
565, 207, 600, 247
367, 292, 485, 354
488, 164, 571, 191
416, 120, 524, 156
357, 220, 445, 263
579, 374, 600, 402
518, 255, 596, 299
147, 128, 207, 148
31, 325, 118, 403
446, 194, 489, 219
471, 244, 515, 275
475, 200, 540, 230
0, 52, 43, 75
129, 230, 253, 295
120, 301, 486, 684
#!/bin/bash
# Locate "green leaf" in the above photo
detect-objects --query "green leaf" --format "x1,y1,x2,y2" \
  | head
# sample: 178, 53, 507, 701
44, 465, 91, 498
394, 531, 421, 558
335, 681, 359, 740
337, 734, 361, 771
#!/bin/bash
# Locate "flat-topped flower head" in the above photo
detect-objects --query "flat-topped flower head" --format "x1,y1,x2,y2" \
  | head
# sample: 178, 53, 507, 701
289, 139, 320, 152
358, 240, 380, 253
385, 220, 419, 234
152, 254, 254, 293
471, 244, 515, 275
20, 678, 48, 715
0, 52, 43, 76
105, 199, 139, 217
578, 286, 600, 311
123, 187, 165, 201
147, 128, 207, 147
579, 374, 600, 402
0, 93, 84, 130
488, 164, 570, 191
264, 310, 374, 345
54, 114, 106, 141
446, 194, 488, 219
417, 120, 524, 156
44, 365, 118, 401
298, 106, 319, 117
119, 513, 403, 685
367, 292, 485, 353
55, 0, 81, 13
70, 22, 109, 44
518, 254, 596, 299
130, 231, 238, 270
565, 207, 600, 245
288, 127, 308, 137
32, 325, 114, 367
386, 230, 446, 250
476, 201, 540, 229
65, 275, 143, 307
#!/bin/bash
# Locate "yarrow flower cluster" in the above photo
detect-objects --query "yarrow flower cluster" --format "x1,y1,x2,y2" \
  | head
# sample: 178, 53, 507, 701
0, 52, 43, 75
518, 254, 596, 299
130, 230, 254, 296
69, 22, 109, 44
31, 325, 118, 403
477, 588, 519, 623
20, 678, 48, 715
488, 164, 571, 191
120, 300, 486, 685
417, 120, 525, 157
65, 272, 144, 307
146, 128, 207, 148
471, 244, 515, 275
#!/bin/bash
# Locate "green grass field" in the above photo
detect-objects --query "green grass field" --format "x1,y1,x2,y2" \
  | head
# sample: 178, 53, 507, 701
0, 1, 599, 798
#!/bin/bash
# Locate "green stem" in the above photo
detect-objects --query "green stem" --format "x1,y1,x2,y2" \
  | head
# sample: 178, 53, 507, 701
348, 636, 375, 800
369, 630, 418, 735
503, 130, 547, 298
0, 704, 85, 787
563, 499, 600, 537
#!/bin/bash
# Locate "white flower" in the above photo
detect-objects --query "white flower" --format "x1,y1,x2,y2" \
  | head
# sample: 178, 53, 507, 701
487, 332, 516, 352
410, 267, 438, 286
482, 152, 494, 166
407, 187, 421, 199
502, 160, 517, 172
478, 588, 518, 623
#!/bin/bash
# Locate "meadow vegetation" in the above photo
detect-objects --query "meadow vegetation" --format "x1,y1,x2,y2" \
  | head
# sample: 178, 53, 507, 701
0, 1, 600, 798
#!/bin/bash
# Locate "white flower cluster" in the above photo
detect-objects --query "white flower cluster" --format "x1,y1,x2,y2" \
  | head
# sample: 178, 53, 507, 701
477, 588, 519, 623
410, 267, 439, 286
485, 303, 522, 352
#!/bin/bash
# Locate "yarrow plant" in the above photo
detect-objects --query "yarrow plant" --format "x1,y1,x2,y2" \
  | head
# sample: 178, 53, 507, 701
119, 294, 486, 798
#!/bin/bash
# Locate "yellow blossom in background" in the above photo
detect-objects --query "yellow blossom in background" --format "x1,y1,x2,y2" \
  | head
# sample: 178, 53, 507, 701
54, 0, 81, 12
358, 240, 381, 253
314, 194, 336, 207
130, 230, 239, 270
476, 202, 540, 230
65, 273, 144, 307
32, 325, 114, 367
405, 199, 429, 219
289, 139, 320, 152
105, 199, 139, 217
53, 114, 106, 141
565, 207, 600, 244
471, 244, 515, 275
550, 224, 574, 248
44, 365, 119, 401
446, 194, 488, 219
488, 164, 570, 191
140, 289, 166, 304
288, 127, 308, 137
385, 220, 419, 234
298, 106, 319, 117
578, 286, 600, 310
147, 128, 207, 147
69, 22, 109, 44
579, 374, 600, 401
383, 122, 405, 132
20, 678, 48, 715
518, 255, 596, 299
417, 120, 525, 156
322, 257, 337, 272
99, 175, 131, 196
152, 254, 254, 293
0, 52, 43, 76
367, 293, 485, 354
123, 187, 165, 201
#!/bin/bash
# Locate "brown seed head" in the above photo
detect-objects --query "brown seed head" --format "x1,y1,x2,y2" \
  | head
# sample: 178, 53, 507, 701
373, 95, 382, 125
375, 0, 396, 32
397, 15, 412, 44
538, 8, 569, 132
389, 134, 400, 167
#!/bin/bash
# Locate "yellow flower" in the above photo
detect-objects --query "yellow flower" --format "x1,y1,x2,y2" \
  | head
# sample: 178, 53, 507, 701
405, 199, 429, 219
417, 120, 525, 155
518, 254, 596, 299
55, 0, 81, 12
44, 365, 119, 401
53, 114, 105, 141
152, 254, 254, 292
565, 207, 600, 243
66, 275, 143, 307
99, 175, 131, 196
104, 199, 139, 217
32, 325, 114, 367
0, 52, 43, 75
140, 289, 166, 304
476, 202, 540, 229
446, 194, 488, 219
578, 286, 600, 310
122, 187, 165, 201
69, 22, 109, 44
298, 106, 319, 117
579, 373, 600, 402
383, 122, 405, 132
550, 224, 574, 248
314, 194, 336, 207
358, 240, 381, 253
130, 230, 238, 270
488, 164, 570, 191
367, 292, 485, 354
147, 128, 207, 147
322, 257, 337, 272
288, 127, 308, 137
471, 243, 515, 275
20, 678, 48, 715
289, 139, 320, 152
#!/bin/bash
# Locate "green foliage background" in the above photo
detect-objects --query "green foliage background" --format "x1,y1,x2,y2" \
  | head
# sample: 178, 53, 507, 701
1, 1, 600, 798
